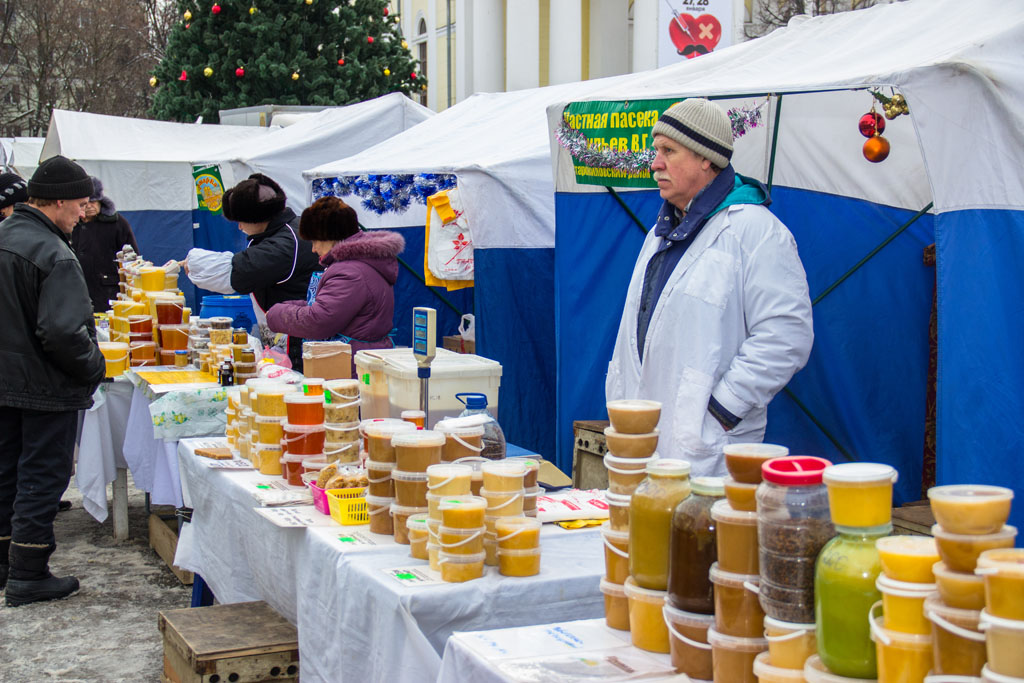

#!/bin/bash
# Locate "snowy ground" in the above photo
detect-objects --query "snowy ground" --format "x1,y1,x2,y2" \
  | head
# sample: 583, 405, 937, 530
0, 476, 191, 682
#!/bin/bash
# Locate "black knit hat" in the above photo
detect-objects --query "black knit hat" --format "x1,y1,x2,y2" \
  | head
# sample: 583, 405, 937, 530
222, 173, 287, 223
28, 155, 94, 200
299, 196, 359, 242
0, 172, 28, 209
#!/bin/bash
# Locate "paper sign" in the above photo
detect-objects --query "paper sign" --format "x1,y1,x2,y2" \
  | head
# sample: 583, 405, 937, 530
334, 530, 386, 548
205, 459, 254, 470
254, 506, 335, 527
187, 437, 229, 449
382, 566, 444, 587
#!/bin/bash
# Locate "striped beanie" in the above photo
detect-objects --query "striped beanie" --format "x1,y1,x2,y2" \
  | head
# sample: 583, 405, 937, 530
651, 98, 733, 169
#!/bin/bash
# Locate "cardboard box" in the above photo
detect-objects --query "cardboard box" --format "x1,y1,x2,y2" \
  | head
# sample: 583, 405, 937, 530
301, 341, 351, 379
442, 335, 475, 354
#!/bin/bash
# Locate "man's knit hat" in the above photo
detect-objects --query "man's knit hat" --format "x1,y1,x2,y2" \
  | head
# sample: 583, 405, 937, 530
28, 155, 95, 200
0, 172, 28, 209
222, 173, 286, 223
651, 98, 733, 169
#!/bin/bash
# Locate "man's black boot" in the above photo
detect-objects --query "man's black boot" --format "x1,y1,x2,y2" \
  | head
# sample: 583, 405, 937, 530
4, 542, 79, 607
0, 537, 9, 590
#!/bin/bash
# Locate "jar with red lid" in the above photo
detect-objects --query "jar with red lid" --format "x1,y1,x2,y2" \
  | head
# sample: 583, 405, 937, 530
756, 455, 836, 623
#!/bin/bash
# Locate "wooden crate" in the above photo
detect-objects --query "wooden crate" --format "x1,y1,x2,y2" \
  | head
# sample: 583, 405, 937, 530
149, 514, 193, 585
159, 602, 299, 683
572, 420, 610, 490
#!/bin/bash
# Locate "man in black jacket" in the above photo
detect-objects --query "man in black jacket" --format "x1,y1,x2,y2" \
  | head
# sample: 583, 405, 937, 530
223, 173, 319, 370
0, 155, 106, 607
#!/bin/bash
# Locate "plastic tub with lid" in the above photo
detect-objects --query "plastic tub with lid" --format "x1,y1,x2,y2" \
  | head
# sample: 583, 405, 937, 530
933, 560, 986, 610
925, 594, 986, 677
602, 521, 630, 584
706, 626, 768, 683
363, 419, 417, 463
497, 547, 540, 577
605, 399, 661, 434
407, 515, 429, 559
822, 462, 898, 530
976, 548, 1024, 620
723, 443, 789, 484
712, 499, 759, 575
753, 651, 807, 682
435, 419, 485, 462
875, 574, 935, 634
876, 535, 940, 583
365, 494, 394, 535
392, 469, 429, 508
932, 525, 1017, 573
869, 609, 933, 683
600, 578, 629, 631
604, 452, 658, 495
980, 610, 1024, 677
391, 503, 428, 545
928, 485, 1013, 536
426, 463, 472, 496
663, 601, 715, 680
393, 430, 445, 472
803, 655, 876, 683
438, 550, 485, 583
603, 426, 659, 459
764, 616, 817, 670
624, 577, 670, 653
710, 562, 763, 638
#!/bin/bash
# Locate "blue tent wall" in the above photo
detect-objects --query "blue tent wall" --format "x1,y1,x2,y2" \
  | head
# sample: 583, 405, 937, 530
936, 208, 1024, 532
119, 209, 199, 307
554, 186, 934, 505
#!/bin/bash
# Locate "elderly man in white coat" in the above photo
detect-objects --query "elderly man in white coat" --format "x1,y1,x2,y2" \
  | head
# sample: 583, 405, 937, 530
606, 98, 814, 477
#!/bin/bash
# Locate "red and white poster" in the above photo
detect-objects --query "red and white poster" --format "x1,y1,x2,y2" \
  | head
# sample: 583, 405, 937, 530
657, 0, 734, 67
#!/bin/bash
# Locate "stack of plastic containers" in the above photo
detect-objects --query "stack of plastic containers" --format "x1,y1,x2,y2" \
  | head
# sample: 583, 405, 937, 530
977, 547, 1024, 683
250, 383, 298, 475
437, 495, 487, 582
814, 462, 897, 681
925, 484, 1016, 682
280, 392, 326, 487
707, 444, 783, 683
363, 419, 416, 534
600, 399, 661, 633
627, 459, 691, 656
424, 463, 473, 566
391, 430, 443, 543
753, 456, 835, 683
323, 380, 362, 464
495, 516, 542, 577
480, 460, 528, 565
664, 477, 724, 681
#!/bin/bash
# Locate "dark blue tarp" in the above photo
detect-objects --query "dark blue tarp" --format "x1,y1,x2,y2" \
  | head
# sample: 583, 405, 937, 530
119, 209, 199, 308
554, 186, 936, 507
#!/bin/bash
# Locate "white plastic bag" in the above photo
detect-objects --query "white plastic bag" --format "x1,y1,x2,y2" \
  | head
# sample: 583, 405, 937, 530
426, 187, 474, 281
185, 248, 235, 294
458, 314, 475, 342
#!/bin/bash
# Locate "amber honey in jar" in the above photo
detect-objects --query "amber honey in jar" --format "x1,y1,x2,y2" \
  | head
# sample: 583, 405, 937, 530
668, 477, 725, 614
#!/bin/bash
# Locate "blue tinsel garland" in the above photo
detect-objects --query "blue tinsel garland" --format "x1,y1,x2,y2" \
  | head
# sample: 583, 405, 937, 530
311, 173, 458, 215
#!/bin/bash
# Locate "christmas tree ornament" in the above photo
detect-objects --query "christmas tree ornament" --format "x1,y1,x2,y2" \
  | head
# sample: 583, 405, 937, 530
204, 66, 213, 77
858, 111, 885, 138
185, 23, 190, 28
383, 68, 390, 76
179, 70, 188, 81
367, 36, 374, 43
149, 76, 158, 87
383, 6, 389, 15
863, 134, 890, 163
183, 9, 192, 21
337, 58, 345, 65
883, 104, 897, 120
292, 72, 300, 80
305, 0, 313, 5
235, 67, 245, 77
212, 4, 221, 15
249, 6, 257, 15
401, 40, 408, 49
410, 72, 416, 79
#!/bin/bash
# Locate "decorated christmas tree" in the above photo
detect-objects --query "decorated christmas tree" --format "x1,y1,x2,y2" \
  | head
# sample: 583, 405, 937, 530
150, 0, 423, 123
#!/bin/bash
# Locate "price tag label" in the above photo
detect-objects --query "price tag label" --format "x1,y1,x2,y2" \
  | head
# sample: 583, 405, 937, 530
382, 566, 443, 587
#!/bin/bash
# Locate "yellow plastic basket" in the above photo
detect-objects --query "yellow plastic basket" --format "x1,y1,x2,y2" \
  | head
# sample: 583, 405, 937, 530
327, 487, 369, 525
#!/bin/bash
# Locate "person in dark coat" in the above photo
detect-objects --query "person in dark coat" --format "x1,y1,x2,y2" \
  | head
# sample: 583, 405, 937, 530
223, 173, 320, 370
0, 155, 105, 607
266, 197, 403, 375
0, 172, 28, 220
71, 177, 139, 312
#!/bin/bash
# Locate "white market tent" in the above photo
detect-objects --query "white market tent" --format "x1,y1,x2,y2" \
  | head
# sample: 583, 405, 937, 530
545, 0, 1024, 521
8, 137, 45, 178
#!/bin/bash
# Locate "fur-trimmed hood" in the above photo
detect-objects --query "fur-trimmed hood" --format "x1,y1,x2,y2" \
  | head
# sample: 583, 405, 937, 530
322, 230, 404, 269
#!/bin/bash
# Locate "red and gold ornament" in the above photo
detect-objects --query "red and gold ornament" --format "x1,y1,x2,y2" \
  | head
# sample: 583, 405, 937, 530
211, 3, 221, 15
337, 58, 345, 65
863, 133, 890, 163
858, 111, 885, 138
367, 36, 374, 44
235, 67, 245, 77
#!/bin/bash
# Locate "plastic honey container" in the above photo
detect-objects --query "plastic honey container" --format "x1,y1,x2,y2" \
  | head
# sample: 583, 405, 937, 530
436, 422, 485, 462
711, 562, 764, 638
606, 491, 631, 532
99, 342, 130, 377
624, 577, 670, 653
280, 453, 308, 487
391, 503, 427, 545
254, 384, 298, 417
366, 494, 394, 535
870, 611, 933, 683
325, 422, 361, 445
498, 547, 540, 577
324, 441, 358, 464
407, 516, 429, 560
495, 517, 540, 550
427, 542, 441, 571
281, 423, 326, 456
723, 443, 789, 484
928, 485, 1014, 535
724, 476, 758, 512
976, 548, 1024, 620
129, 340, 156, 362
254, 416, 285, 444
667, 476, 724, 615
932, 525, 1017, 573
604, 453, 657, 495
284, 393, 324, 425
822, 463, 898, 530
480, 460, 527, 492
439, 496, 487, 529
255, 443, 284, 476
480, 488, 524, 517
364, 420, 416, 463
521, 459, 540, 489
933, 561, 987, 610
982, 665, 1024, 683
483, 532, 498, 567
606, 399, 661, 434
707, 627, 768, 683
981, 610, 1024, 677
753, 651, 807, 683
601, 579, 629, 631
876, 535, 940, 583
924, 595, 986, 677
663, 602, 715, 680
392, 470, 428, 508
804, 655, 877, 683
366, 460, 395, 498
603, 427, 659, 459
426, 463, 472, 497
764, 616, 817, 670
137, 266, 165, 291
438, 551, 485, 583
712, 499, 759, 575
393, 430, 445, 472
159, 324, 190, 351
523, 486, 540, 517
438, 526, 485, 556
875, 575, 935, 634
601, 522, 629, 584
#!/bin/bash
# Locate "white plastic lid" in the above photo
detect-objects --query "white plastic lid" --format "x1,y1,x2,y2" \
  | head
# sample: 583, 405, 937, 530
605, 491, 631, 505
603, 426, 660, 439
709, 562, 760, 588
980, 609, 1024, 632
753, 652, 806, 682
364, 420, 417, 438
923, 594, 982, 629
438, 496, 487, 511
364, 494, 394, 506
705, 627, 769, 652
932, 524, 1017, 544
426, 463, 473, 479
390, 429, 445, 447
392, 470, 429, 482
804, 655, 877, 683
282, 422, 326, 433
436, 415, 490, 433
606, 399, 662, 411
875, 574, 936, 596
646, 458, 691, 476
763, 615, 816, 631
975, 547, 1024, 576
661, 600, 716, 627
365, 459, 396, 472
823, 462, 898, 485
710, 499, 758, 525
600, 521, 630, 543
389, 502, 429, 515
407, 515, 430, 531
603, 452, 658, 469
480, 460, 527, 477
928, 484, 1013, 504
692, 476, 726, 497
280, 452, 317, 463
982, 665, 1022, 683
599, 578, 626, 597
722, 443, 790, 458
623, 576, 667, 603
284, 393, 324, 404
437, 551, 486, 564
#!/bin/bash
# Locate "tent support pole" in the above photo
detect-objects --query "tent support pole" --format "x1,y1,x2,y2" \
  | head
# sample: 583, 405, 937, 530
782, 387, 856, 461
813, 201, 934, 306
605, 186, 650, 235
358, 222, 464, 317
766, 94, 783, 192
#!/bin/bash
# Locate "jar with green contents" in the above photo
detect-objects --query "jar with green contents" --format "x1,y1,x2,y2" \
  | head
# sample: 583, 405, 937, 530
630, 459, 692, 591
668, 476, 724, 613
815, 525, 889, 678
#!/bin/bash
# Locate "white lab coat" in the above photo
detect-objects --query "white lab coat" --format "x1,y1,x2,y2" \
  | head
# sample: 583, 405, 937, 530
606, 202, 813, 477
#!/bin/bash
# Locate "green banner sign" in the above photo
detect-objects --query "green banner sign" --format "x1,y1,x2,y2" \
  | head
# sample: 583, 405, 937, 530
563, 98, 679, 188
192, 164, 225, 214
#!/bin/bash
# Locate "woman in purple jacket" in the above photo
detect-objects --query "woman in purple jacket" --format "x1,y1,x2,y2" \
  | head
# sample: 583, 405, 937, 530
266, 197, 404, 373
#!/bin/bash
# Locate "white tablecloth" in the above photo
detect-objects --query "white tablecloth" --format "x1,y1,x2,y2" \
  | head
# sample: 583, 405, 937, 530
76, 380, 134, 522
174, 439, 606, 683
122, 386, 187, 507
438, 619, 686, 683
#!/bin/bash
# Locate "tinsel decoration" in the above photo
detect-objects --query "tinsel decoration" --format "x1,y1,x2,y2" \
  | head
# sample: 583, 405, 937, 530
727, 102, 766, 139
555, 118, 656, 175
311, 174, 458, 215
